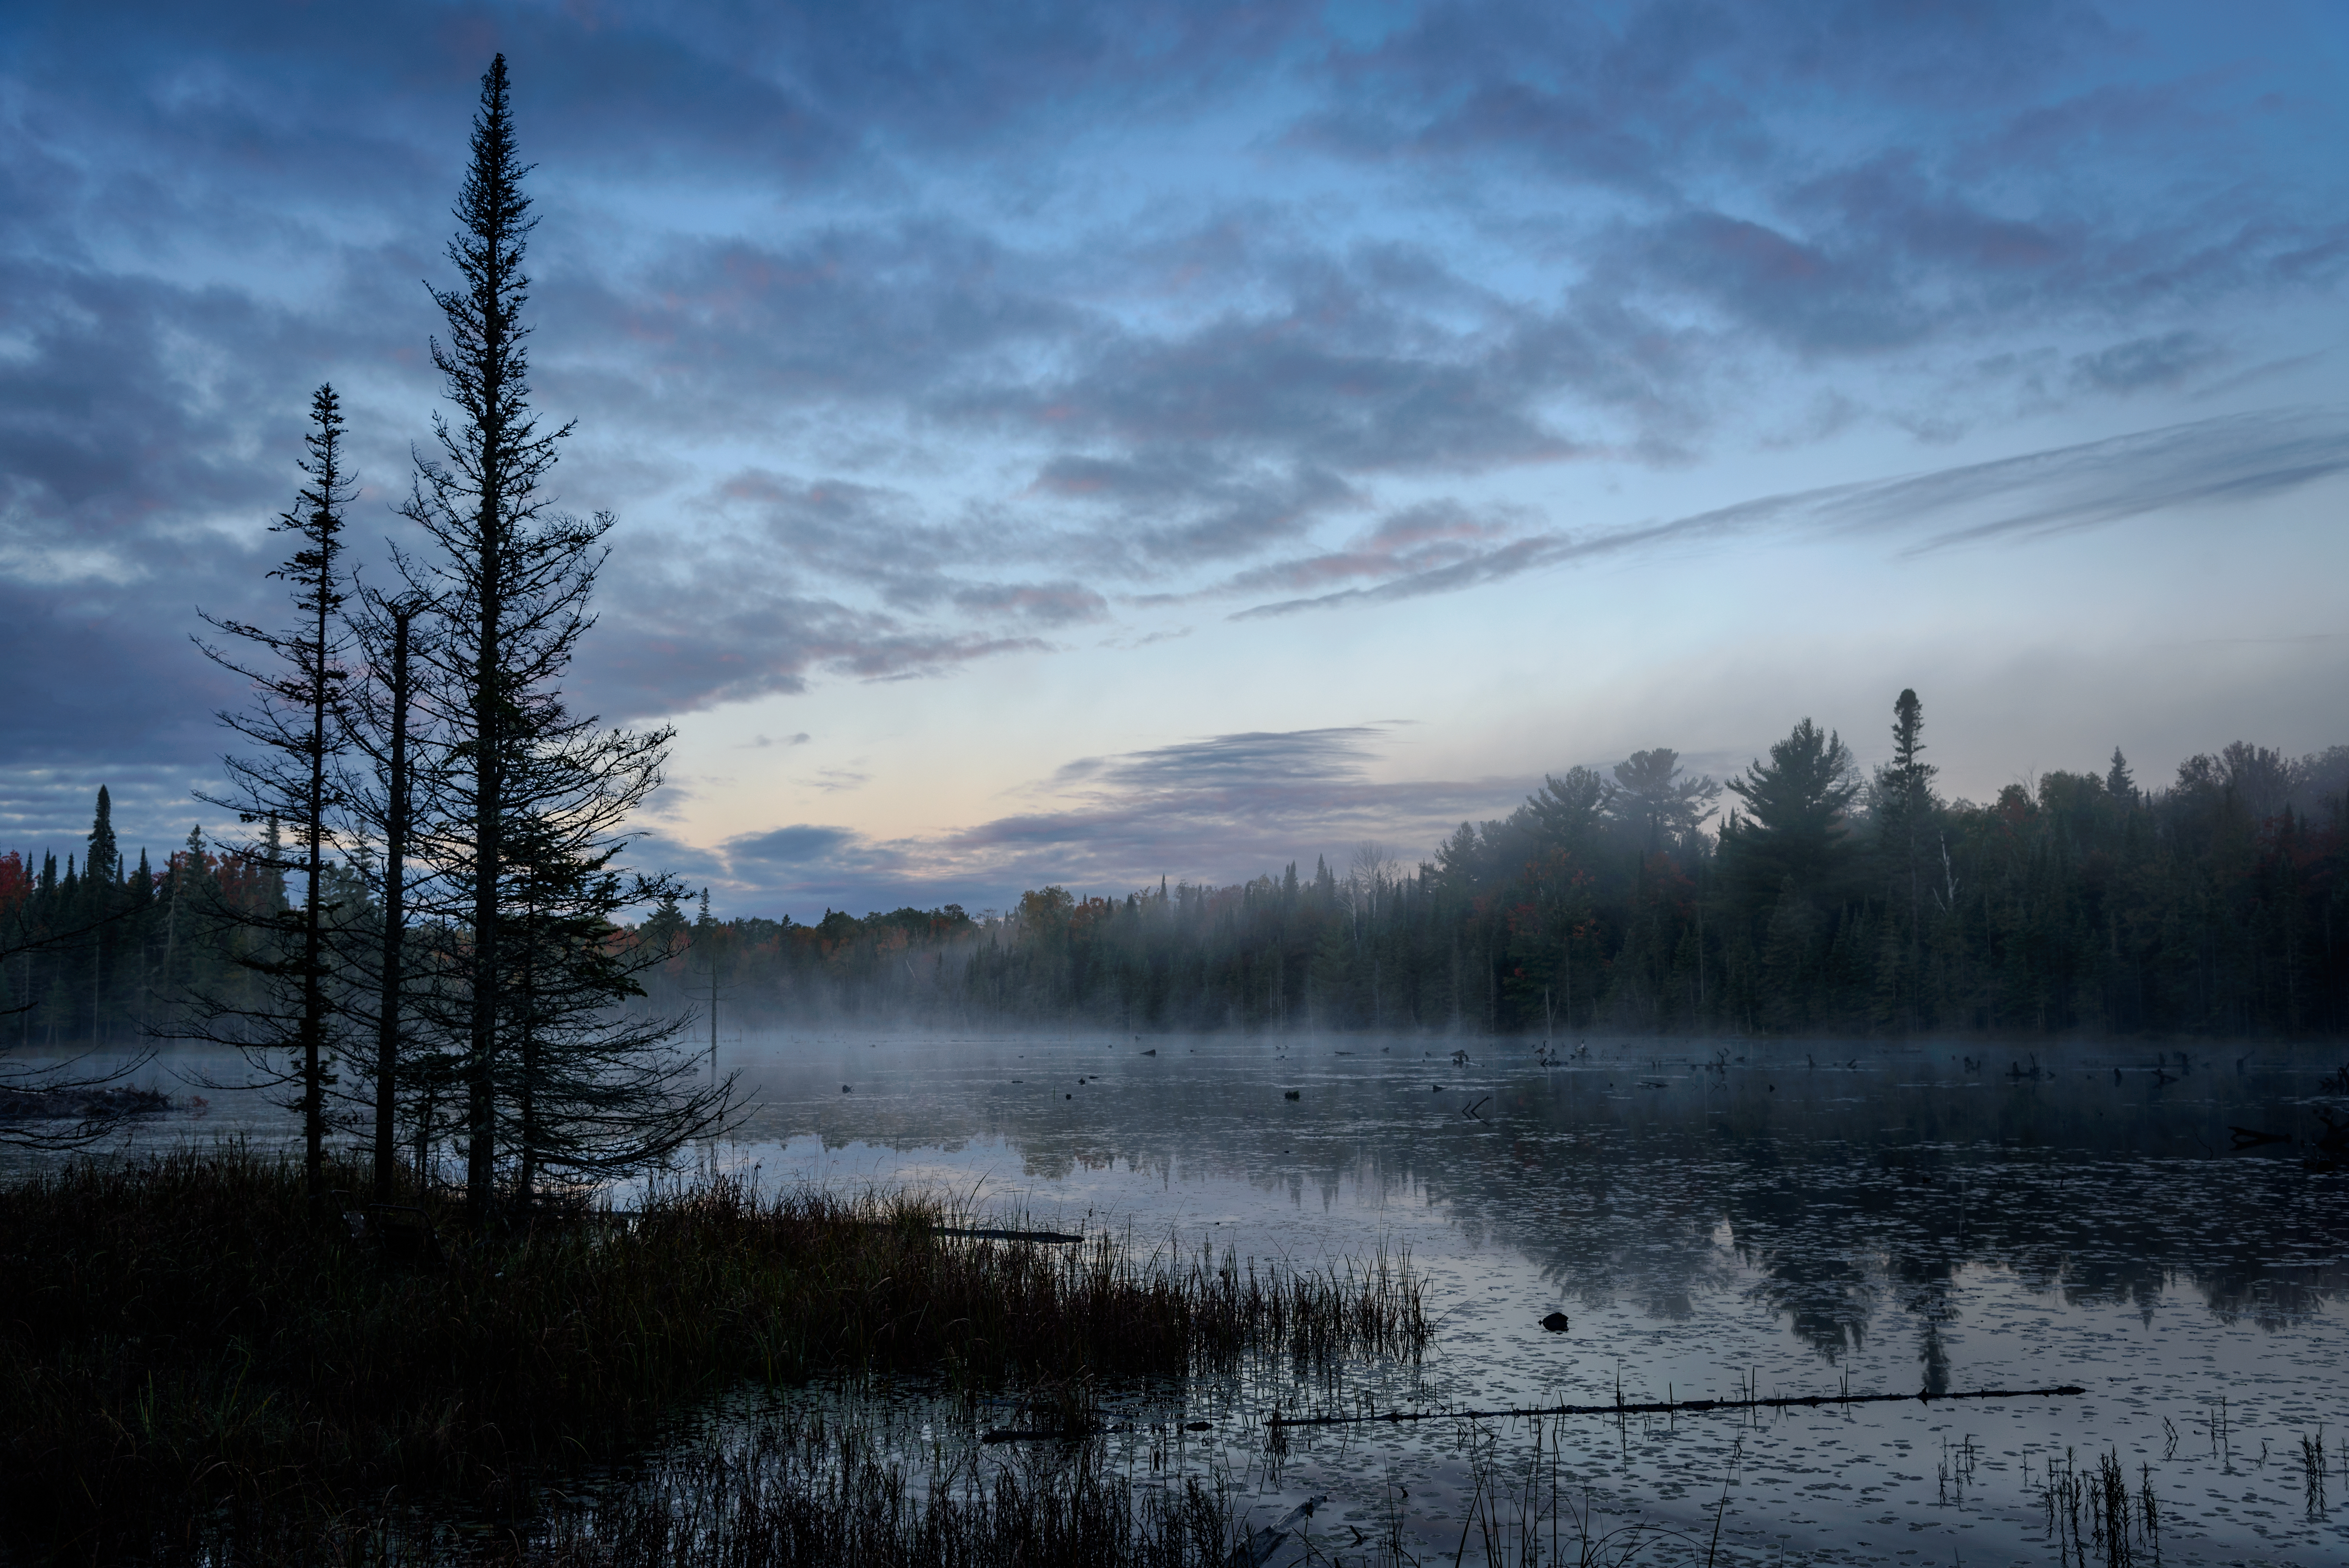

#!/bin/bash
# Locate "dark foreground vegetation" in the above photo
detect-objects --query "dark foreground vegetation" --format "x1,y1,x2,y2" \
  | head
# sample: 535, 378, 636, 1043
0, 1147, 1423, 1564
526, 1417, 1237, 1566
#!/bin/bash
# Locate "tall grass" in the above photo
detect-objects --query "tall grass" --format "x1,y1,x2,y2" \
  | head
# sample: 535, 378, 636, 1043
0, 1146, 1422, 1562
524, 1409, 1235, 1566
506, 1403, 1709, 1568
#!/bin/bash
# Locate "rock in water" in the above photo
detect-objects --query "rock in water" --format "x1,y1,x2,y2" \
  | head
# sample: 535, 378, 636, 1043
1540, 1311, 1570, 1333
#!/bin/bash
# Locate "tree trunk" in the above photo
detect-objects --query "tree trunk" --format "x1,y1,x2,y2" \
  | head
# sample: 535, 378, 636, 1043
372, 606, 415, 1202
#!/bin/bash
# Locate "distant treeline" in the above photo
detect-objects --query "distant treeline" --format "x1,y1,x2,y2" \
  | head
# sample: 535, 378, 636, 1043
15, 700, 2349, 1043
634, 697, 2349, 1039
0, 795, 299, 1052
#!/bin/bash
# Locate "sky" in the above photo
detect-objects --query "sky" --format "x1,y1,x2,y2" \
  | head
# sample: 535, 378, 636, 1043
3, 0, 2345, 918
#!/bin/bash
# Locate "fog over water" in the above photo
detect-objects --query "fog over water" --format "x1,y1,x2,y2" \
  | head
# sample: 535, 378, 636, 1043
36, 1030, 2349, 1563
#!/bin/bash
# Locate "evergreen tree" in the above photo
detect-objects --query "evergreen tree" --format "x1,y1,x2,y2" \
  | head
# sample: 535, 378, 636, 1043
196, 385, 355, 1197
1608, 748, 1722, 855
2106, 748, 2136, 804
694, 887, 723, 1071
342, 593, 430, 1200
399, 56, 725, 1215
640, 889, 687, 953
1872, 690, 1939, 1024
1722, 719, 1861, 906
1519, 768, 1612, 851
85, 787, 118, 885
82, 790, 119, 1046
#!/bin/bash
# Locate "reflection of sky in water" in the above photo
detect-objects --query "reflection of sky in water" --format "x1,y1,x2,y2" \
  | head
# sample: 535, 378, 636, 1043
19, 1032, 2349, 1561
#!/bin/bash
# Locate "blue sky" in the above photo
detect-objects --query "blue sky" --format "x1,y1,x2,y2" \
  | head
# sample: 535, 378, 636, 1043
4, 0, 2345, 916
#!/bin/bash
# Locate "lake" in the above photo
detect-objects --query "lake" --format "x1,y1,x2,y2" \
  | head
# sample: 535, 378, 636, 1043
19, 1031, 2349, 1564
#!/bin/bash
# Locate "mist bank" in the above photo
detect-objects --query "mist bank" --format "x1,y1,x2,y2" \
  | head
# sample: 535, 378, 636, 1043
12, 706, 2348, 1046
632, 707, 2349, 1040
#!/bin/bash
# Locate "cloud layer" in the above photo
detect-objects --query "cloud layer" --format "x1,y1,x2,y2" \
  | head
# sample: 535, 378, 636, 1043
3, 0, 2345, 870
663, 724, 1530, 916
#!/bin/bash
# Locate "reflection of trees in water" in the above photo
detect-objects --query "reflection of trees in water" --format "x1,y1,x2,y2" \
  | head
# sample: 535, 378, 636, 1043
2192, 1254, 2349, 1329
1890, 1247, 1959, 1395
1467, 1077, 2348, 1365
1433, 1124, 1741, 1319
719, 1039, 2349, 1359
1744, 1245, 1878, 1361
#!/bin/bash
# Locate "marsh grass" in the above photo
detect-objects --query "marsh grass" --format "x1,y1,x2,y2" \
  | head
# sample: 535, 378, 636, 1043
519, 1406, 1237, 1566
2038, 1446, 2160, 1568
356, 1399, 1718, 1568
0, 1146, 1424, 1563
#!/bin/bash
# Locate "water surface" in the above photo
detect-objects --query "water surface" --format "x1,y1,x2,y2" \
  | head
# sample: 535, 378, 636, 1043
714, 1032, 2349, 1566
21, 1032, 2349, 1564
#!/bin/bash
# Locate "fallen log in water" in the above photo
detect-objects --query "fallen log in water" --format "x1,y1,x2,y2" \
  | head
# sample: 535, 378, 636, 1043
598, 1217, 1087, 1243
1265, 1382, 2087, 1429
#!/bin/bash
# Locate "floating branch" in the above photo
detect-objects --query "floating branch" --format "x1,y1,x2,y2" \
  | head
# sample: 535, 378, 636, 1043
1265, 1383, 2087, 1429
596, 1217, 1085, 1242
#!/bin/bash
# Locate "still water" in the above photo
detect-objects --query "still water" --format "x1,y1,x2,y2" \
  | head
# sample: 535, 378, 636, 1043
27, 1032, 2349, 1564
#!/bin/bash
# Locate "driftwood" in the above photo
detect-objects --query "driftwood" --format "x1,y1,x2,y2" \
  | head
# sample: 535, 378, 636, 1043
0, 1085, 169, 1121
2315, 1109, 2349, 1152
983, 1426, 1101, 1444
1264, 1382, 2087, 1430
985, 1418, 1212, 1444
597, 1216, 1088, 1245
1226, 1497, 1328, 1568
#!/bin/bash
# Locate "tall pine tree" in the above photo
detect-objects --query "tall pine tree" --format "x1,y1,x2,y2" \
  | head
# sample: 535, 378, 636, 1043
400, 56, 726, 1215
197, 385, 355, 1197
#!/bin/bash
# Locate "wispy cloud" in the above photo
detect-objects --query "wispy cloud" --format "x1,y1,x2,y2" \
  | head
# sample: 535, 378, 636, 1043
4, 0, 2344, 860
687, 725, 1536, 915
1232, 409, 2349, 617
799, 768, 872, 794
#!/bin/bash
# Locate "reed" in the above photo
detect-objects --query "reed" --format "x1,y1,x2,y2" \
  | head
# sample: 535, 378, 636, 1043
522, 1408, 1237, 1566
2039, 1445, 2158, 1568
0, 1146, 1424, 1563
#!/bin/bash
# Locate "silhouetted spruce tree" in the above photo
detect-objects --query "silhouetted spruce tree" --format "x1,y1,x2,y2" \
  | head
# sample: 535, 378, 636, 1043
2106, 747, 2135, 804
693, 887, 723, 1073
340, 591, 431, 1200
497, 786, 724, 1201
195, 385, 355, 1197
1872, 689, 1939, 1025
82, 788, 119, 1044
399, 55, 726, 1214
84, 788, 118, 886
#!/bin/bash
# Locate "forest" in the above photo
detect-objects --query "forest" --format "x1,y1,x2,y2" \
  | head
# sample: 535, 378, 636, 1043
12, 707, 2347, 1053
570, 706, 2349, 1039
